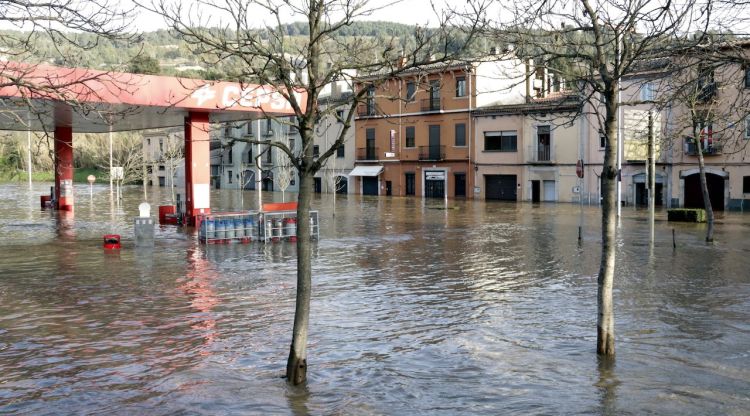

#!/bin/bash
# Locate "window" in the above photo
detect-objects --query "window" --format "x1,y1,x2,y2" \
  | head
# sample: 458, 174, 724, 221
265, 147, 272, 163
537, 125, 551, 161
336, 110, 344, 121
313, 145, 320, 157
697, 66, 716, 101
246, 148, 253, 163
247, 122, 254, 135
405, 126, 416, 148
228, 148, 233, 164
456, 76, 466, 97
640, 82, 656, 101
366, 85, 375, 115
146, 138, 151, 146
746, 117, 750, 140
484, 131, 517, 152
289, 138, 295, 152
265, 119, 273, 135
745, 68, 750, 89
224, 124, 232, 137
430, 80, 440, 100
744, 176, 750, 193
455, 123, 466, 147
337, 144, 345, 158
406, 81, 416, 102
159, 139, 164, 152
158, 165, 165, 171
599, 131, 606, 149
228, 170, 233, 184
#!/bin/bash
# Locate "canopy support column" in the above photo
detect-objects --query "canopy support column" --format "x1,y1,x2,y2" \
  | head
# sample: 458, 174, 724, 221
184, 112, 211, 225
54, 126, 74, 211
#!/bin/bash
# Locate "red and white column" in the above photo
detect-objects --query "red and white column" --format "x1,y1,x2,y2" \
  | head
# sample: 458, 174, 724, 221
54, 126, 74, 211
184, 112, 211, 225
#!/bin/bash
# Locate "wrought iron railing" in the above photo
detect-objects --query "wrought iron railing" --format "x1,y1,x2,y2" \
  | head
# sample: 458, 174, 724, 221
356, 146, 379, 160
418, 145, 445, 161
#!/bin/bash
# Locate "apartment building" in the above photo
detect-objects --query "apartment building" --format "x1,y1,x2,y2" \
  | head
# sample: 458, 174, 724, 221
352, 56, 528, 198
312, 74, 356, 194
143, 127, 184, 188
473, 92, 583, 202
216, 118, 301, 194
596, 46, 750, 211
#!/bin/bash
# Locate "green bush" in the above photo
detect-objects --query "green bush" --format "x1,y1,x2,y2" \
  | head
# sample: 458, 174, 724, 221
667, 208, 707, 223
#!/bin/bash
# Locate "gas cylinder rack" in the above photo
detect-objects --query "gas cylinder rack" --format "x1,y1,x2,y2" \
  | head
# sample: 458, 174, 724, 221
258, 210, 319, 243
198, 212, 258, 244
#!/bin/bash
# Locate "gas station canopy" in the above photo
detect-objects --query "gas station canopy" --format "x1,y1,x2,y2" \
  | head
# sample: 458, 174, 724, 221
0, 62, 304, 133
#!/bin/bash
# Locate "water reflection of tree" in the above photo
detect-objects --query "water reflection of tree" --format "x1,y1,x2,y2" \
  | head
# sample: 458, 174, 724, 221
595, 357, 620, 416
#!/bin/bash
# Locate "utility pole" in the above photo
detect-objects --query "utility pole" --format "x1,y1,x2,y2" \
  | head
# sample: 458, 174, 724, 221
27, 110, 32, 190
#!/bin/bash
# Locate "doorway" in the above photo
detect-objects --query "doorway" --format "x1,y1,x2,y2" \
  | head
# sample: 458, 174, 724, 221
454, 173, 466, 197
531, 180, 540, 202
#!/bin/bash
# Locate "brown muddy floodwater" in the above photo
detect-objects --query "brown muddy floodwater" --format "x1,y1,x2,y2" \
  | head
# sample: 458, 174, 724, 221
0, 182, 749, 415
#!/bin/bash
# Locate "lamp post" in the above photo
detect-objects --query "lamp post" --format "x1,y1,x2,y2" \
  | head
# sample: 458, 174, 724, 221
87, 174, 96, 198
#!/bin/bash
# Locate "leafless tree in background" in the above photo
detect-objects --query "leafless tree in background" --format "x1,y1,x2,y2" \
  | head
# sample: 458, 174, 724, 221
144, 0, 489, 384
487, 0, 747, 357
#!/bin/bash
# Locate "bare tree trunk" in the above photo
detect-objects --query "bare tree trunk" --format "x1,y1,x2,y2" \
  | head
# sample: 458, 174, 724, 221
287, 170, 312, 385
598, 97, 618, 357
694, 137, 714, 242
648, 112, 655, 243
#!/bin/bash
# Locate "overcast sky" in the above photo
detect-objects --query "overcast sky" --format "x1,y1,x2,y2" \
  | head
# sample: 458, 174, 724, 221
130, 0, 456, 32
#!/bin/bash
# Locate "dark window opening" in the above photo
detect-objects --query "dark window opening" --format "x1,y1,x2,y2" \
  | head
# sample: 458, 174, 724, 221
406, 81, 416, 101
405, 126, 415, 148
484, 131, 517, 152
456, 76, 466, 97
455, 123, 466, 147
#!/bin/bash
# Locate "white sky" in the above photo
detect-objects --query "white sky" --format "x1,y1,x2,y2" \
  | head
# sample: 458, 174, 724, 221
130, 0, 455, 32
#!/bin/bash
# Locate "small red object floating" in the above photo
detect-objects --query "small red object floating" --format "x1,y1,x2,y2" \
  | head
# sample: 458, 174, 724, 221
103, 234, 121, 249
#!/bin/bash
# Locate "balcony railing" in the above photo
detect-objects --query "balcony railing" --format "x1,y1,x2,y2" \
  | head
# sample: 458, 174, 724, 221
527, 145, 555, 163
685, 138, 722, 156
418, 145, 445, 161
356, 146, 379, 160
697, 82, 718, 102
420, 97, 443, 112
357, 104, 378, 117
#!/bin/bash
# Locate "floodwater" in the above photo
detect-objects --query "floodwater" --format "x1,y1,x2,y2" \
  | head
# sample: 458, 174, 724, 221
1, 182, 749, 415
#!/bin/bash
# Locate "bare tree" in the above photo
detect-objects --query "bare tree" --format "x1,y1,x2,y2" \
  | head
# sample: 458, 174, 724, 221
323, 155, 344, 216
146, 0, 489, 384
489, 0, 741, 357
274, 131, 294, 202
657, 42, 750, 242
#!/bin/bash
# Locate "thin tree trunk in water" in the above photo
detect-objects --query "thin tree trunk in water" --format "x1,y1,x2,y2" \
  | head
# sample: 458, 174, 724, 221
598, 100, 618, 357
287, 171, 312, 385
694, 137, 714, 242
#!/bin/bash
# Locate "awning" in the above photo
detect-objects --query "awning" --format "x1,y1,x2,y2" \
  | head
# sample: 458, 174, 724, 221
349, 165, 384, 177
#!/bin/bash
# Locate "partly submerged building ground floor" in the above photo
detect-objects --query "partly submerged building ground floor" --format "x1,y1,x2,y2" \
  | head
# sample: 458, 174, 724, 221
348, 160, 750, 211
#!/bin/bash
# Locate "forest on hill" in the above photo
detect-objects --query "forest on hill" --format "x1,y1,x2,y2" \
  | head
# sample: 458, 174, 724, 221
2, 21, 488, 80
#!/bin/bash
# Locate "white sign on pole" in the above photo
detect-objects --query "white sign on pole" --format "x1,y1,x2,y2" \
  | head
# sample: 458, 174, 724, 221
111, 167, 124, 180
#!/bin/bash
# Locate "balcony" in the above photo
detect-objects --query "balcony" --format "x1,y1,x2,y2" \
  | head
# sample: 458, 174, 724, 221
527, 145, 555, 163
420, 97, 443, 112
418, 145, 445, 161
697, 82, 718, 102
685, 138, 722, 156
356, 146, 379, 160
357, 104, 378, 117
